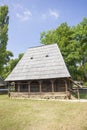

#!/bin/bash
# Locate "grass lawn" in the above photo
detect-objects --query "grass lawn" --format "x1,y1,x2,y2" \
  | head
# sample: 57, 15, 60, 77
0, 95, 87, 130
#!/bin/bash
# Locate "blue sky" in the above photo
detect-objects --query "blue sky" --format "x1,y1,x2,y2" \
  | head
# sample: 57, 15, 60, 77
0, 0, 87, 58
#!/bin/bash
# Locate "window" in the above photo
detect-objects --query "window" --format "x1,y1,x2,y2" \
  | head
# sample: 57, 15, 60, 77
30, 57, 33, 59
45, 55, 49, 57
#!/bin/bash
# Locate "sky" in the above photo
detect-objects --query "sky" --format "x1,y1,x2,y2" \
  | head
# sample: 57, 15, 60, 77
0, 0, 87, 58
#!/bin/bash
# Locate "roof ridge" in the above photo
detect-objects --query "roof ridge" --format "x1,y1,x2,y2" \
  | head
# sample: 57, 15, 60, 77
28, 43, 57, 50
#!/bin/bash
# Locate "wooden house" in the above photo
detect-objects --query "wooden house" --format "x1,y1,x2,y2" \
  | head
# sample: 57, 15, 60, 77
5, 44, 73, 99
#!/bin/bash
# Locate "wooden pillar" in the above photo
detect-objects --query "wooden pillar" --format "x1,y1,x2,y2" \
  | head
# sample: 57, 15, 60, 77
52, 81, 54, 93
14, 82, 15, 92
51, 80, 55, 93
28, 82, 30, 97
77, 87, 80, 100
18, 83, 20, 92
65, 80, 68, 92
65, 80, 71, 99
39, 81, 42, 93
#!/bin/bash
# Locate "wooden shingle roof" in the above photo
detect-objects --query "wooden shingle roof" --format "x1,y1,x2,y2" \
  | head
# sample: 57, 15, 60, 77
5, 44, 70, 81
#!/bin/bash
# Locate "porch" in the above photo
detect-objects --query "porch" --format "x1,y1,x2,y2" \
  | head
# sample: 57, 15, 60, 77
8, 78, 71, 99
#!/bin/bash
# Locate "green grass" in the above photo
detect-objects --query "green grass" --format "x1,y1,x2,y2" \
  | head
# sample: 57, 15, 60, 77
80, 94, 87, 99
0, 95, 87, 130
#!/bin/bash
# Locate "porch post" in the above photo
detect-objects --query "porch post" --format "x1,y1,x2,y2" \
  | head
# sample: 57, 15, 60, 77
18, 82, 20, 92
65, 80, 71, 99
14, 82, 15, 92
39, 81, 42, 94
51, 80, 55, 93
77, 87, 80, 100
28, 82, 30, 97
65, 80, 68, 92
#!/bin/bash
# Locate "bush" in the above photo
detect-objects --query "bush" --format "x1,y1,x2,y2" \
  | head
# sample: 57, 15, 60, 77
84, 82, 87, 87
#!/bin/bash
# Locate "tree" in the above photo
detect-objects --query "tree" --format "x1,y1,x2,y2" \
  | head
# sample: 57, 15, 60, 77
40, 19, 87, 81
40, 23, 79, 79
2, 53, 24, 79
0, 5, 13, 77
74, 18, 87, 81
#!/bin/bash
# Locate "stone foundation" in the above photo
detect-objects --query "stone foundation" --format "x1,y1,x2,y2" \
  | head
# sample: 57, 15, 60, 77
9, 92, 67, 99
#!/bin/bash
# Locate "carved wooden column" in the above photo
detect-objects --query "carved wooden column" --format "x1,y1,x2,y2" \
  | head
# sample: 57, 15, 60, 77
65, 80, 71, 99
77, 87, 80, 100
39, 81, 42, 94
65, 80, 68, 92
28, 81, 30, 97
14, 82, 15, 92
51, 79, 55, 93
18, 82, 20, 92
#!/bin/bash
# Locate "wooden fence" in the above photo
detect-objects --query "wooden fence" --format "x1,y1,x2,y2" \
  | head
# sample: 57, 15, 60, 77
73, 88, 87, 94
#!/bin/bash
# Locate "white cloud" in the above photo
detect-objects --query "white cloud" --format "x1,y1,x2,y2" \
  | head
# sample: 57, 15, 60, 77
13, 3, 32, 21
41, 8, 59, 20
49, 9, 59, 19
16, 9, 32, 21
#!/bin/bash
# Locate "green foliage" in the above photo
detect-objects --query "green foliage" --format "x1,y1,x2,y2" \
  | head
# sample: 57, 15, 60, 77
74, 18, 87, 80
0, 6, 13, 77
0, 6, 24, 79
2, 53, 24, 79
83, 82, 87, 87
0, 6, 9, 71
40, 18, 87, 81
0, 5, 13, 78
